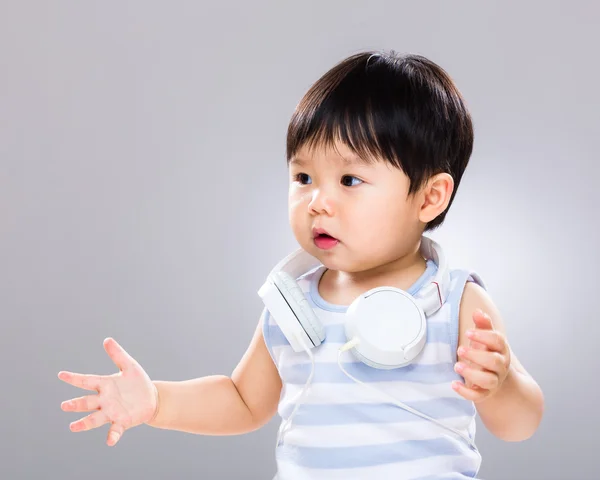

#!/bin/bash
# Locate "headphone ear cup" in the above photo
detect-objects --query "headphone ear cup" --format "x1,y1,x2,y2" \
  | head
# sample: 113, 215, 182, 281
273, 271, 325, 348
345, 287, 427, 369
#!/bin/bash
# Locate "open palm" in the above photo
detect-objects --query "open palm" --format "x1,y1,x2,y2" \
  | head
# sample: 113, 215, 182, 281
58, 337, 157, 446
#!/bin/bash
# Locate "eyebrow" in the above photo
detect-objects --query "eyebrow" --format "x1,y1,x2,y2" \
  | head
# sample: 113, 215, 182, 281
289, 154, 371, 167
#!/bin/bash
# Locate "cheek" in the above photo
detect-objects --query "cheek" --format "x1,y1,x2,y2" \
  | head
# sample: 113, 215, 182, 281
288, 190, 305, 211
289, 188, 306, 212
353, 197, 410, 236
288, 191, 308, 226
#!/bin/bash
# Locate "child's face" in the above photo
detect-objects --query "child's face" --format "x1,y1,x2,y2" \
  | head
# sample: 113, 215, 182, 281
288, 141, 425, 274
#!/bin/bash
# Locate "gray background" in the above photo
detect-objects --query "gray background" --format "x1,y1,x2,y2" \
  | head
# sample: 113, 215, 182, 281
2, 1, 598, 479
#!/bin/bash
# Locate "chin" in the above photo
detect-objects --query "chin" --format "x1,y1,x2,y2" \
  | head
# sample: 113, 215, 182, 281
308, 245, 357, 272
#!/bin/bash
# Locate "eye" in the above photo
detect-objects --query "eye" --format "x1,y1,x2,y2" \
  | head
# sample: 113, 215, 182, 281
293, 173, 312, 185
341, 175, 363, 187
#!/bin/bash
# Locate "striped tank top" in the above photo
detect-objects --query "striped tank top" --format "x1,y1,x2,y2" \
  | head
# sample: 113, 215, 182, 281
262, 258, 485, 480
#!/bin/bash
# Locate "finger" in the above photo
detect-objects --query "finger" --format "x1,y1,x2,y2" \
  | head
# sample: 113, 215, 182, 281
466, 311, 491, 357
451, 381, 488, 402
468, 338, 488, 351
459, 380, 486, 393
58, 371, 103, 392
455, 362, 499, 390
458, 346, 506, 374
103, 338, 136, 372
472, 309, 494, 330
464, 339, 488, 372
107, 423, 125, 447
466, 329, 507, 353
61, 394, 101, 413
69, 410, 109, 433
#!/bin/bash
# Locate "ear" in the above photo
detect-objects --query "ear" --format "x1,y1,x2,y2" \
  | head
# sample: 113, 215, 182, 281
417, 173, 454, 224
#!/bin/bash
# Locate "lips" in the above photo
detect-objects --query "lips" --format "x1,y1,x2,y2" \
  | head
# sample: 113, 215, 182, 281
312, 227, 339, 250
312, 227, 336, 240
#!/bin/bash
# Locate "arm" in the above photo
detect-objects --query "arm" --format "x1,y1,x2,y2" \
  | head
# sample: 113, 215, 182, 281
147, 317, 282, 436
456, 281, 544, 442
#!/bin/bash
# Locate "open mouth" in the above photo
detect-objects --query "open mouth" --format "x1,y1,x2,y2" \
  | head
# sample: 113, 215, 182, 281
315, 232, 335, 240
313, 229, 339, 249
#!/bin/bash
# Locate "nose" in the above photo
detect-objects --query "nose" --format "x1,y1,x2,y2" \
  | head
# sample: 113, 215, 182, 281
308, 187, 335, 215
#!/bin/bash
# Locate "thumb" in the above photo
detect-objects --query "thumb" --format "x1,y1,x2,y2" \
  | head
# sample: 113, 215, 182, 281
472, 309, 494, 330
103, 338, 136, 372
107, 423, 125, 447
469, 310, 492, 352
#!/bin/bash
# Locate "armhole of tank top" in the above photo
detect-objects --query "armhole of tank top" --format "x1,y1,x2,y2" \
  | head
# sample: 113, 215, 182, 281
449, 270, 486, 364
260, 308, 278, 368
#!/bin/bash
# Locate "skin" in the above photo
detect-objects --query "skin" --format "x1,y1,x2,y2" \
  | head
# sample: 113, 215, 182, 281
58, 140, 544, 446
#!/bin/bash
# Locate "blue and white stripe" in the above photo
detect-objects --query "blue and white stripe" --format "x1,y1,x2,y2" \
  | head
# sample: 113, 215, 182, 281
263, 260, 484, 479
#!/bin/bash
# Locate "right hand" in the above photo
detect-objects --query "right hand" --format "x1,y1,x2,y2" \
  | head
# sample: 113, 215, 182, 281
58, 337, 158, 447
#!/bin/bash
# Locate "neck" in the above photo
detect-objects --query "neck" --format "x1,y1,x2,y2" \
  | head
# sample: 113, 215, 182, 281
323, 239, 428, 294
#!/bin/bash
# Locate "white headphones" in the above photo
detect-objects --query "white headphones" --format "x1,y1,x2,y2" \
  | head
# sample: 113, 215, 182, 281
258, 236, 479, 451
258, 235, 451, 369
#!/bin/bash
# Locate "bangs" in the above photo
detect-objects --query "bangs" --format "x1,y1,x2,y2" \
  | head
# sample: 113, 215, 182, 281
287, 97, 391, 167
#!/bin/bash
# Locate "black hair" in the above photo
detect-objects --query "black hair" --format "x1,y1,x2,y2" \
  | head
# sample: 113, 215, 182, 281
286, 50, 474, 231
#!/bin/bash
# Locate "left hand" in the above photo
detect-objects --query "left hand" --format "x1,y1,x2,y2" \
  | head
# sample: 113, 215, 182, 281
452, 309, 511, 402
